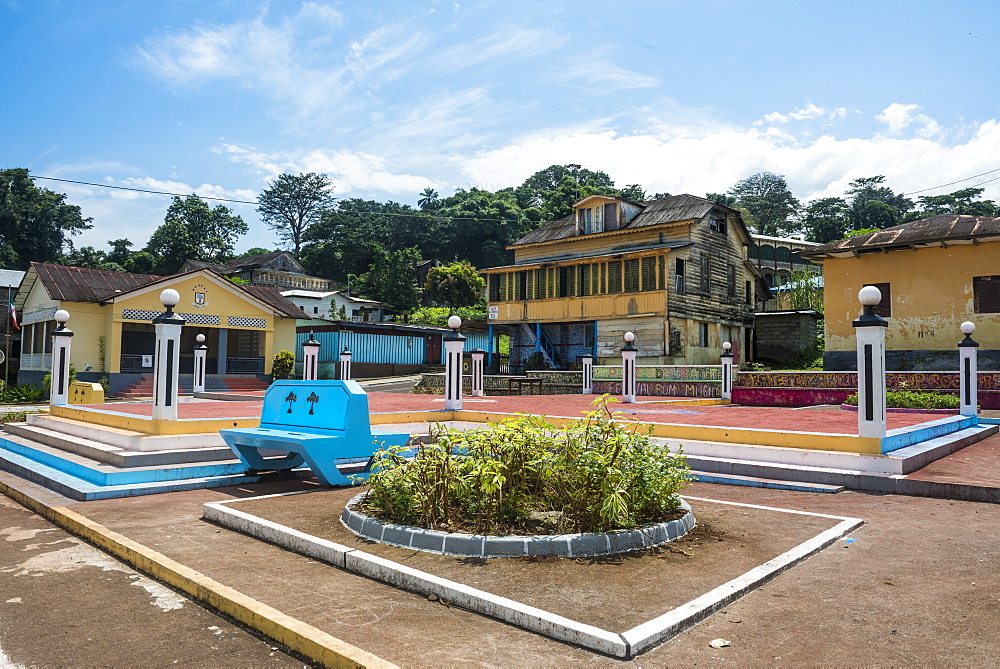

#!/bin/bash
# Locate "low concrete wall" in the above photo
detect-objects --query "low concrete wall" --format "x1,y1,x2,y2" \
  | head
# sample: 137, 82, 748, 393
825, 349, 1000, 371
734, 370, 1000, 408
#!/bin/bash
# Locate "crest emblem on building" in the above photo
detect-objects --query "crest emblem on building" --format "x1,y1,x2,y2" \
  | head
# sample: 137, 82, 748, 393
192, 285, 209, 309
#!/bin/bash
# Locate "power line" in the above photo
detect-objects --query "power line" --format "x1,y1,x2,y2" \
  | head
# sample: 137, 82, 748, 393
29, 175, 519, 224
900, 167, 1000, 196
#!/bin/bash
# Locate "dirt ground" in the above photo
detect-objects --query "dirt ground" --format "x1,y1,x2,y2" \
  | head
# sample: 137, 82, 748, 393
230, 487, 839, 630
70, 479, 1000, 666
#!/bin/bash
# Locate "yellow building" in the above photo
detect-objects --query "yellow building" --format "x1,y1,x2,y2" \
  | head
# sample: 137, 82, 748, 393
14, 263, 306, 393
481, 194, 767, 367
798, 214, 1000, 370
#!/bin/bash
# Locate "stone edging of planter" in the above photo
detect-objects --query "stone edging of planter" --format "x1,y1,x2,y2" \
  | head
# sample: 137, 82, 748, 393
340, 493, 694, 558
839, 403, 961, 414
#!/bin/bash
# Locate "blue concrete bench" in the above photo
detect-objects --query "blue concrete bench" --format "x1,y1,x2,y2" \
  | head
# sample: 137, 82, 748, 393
220, 380, 411, 486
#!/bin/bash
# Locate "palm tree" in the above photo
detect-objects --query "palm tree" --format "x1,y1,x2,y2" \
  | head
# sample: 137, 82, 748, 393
418, 187, 440, 211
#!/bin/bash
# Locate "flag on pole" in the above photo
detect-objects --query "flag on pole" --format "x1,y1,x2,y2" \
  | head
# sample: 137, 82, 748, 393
8, 302, 18, 331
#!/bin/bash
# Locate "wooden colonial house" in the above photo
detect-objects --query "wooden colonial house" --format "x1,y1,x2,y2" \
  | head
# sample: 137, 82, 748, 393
481, 194, 768, 367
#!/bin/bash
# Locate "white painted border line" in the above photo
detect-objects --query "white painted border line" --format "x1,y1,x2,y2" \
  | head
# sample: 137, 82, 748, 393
204, 498, 628, 657
621, 517, 862, 654
204, 493, 863, 659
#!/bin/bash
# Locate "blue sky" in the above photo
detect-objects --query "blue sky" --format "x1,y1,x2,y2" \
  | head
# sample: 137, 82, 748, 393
3, 0, 999, 252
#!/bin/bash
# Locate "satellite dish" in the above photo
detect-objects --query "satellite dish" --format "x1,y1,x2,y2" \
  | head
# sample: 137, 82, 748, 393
0, 350, 6, 365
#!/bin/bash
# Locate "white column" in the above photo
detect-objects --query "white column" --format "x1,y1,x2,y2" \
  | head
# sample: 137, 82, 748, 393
959, 321, 979, 417
302, 332, 321, 381
621, 331, 637, 404
339, 347, 352, 381
49, 310, 73, 406
581, 354, 594, 394
444, 315, 466, 410
854, 286, 888, 439
193, 333, 208, 394
470, 348, 485, 397
720, 341, 734, 401
152, 289, 186, 421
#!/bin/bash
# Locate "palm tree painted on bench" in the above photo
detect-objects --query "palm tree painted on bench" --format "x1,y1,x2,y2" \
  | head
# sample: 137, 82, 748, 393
285, 391, 298, 413
307, 392, 320, 415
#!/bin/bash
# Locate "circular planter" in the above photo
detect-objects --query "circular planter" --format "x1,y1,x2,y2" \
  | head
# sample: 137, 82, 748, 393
341, 493, 695, 559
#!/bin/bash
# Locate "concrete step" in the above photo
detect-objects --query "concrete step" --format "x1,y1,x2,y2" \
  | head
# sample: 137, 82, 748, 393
0, 435, 250, 485
0, 445, 285, 501
689, 470, 845, 493
2, 422, 235, 467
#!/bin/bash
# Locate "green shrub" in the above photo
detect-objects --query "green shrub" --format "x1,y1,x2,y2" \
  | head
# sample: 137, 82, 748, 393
0, 411, 27, 423
271, 350, 295, 380
360, 396, 693, 534
845, 389, 960, 410
0, 384, 45, 404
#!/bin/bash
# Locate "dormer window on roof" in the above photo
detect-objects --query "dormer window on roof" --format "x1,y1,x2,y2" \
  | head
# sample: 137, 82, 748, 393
575, 196, 623, 235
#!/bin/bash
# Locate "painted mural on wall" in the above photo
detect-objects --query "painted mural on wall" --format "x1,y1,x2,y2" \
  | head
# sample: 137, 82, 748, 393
594, 365, 722, 382
736, 371, 1000, 390
592, 380, 721, 398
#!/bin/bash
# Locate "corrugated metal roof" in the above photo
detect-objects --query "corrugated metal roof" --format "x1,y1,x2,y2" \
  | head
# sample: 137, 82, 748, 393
24, 263, 308, 319
512, 194, 737, 246
0, 269, 25, 289
32, 263, 161, 303
801, 215, 1000, 257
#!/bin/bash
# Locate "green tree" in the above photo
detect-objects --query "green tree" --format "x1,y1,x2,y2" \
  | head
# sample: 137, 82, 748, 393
514, 164, 616, 210
417, 187, 440, 211
728, 172, 800, 237
301, 198, 441, 283
845, 176, 912, 230
0, 168, 92, 268
257, 172, 336, 255
144, 195, 247, 275
438, 188, 529, 268
618, 184, 647, 203
106, 238, 133, 266
706, 192, 737, 206
904, 187, 999, 221
241, 246, 273, 256
424, 261, 485, 310
802, 197, 851, 243
359, 246, 423, 312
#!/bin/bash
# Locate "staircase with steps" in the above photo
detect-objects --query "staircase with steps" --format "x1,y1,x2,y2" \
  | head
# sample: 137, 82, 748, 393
116, 375, 268, 399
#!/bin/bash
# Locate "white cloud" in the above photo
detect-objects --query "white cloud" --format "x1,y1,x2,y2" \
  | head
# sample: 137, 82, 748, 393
876, 102, 944, 139
757, 104, 850, 126
554, 59, 658, 90
218, 143, 434, 195
459, 114, 1000, 206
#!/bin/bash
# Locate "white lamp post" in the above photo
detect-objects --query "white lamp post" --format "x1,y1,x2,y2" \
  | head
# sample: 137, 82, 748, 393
444, 315, 466, 410
302, 331, 321, 381
958, 321, 979, 417
854, 286, 888, 438
339, 346, 352, 381
193, 333, 208, 394
581, 353, 594, 394
152, 288, 185, 421
49, 309, 73, 406
621, 331, 637, 403
721, 341, 734, 401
